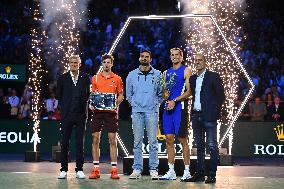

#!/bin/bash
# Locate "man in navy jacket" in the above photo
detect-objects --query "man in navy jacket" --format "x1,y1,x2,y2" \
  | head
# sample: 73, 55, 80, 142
185, 53, 225, 184
267, 96, 284, 121
57, 55, 91, 179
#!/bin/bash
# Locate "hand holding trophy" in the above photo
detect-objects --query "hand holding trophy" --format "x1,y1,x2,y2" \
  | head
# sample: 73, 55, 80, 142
159, 72, 177, 110
89, 92, 117, 111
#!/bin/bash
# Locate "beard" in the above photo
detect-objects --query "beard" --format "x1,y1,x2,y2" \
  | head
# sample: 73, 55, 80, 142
140, 61, 149, 66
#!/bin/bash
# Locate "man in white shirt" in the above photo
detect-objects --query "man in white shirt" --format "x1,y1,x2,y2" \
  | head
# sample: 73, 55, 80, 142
186, 53, 225, 184
45, 93, 58, 113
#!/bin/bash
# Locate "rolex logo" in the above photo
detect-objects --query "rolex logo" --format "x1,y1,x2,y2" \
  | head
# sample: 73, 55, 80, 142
0, 66, 18, 80
274, 124, 284, 142
5, 66, 11, 74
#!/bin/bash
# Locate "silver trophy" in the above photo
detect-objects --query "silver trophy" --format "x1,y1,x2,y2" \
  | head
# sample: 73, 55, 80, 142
159, 72, 177, 110
89, 92, 117, 110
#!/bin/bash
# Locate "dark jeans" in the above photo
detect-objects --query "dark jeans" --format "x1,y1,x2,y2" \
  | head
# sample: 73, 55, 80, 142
60, 113, 86, 172
191, 112, 219, 176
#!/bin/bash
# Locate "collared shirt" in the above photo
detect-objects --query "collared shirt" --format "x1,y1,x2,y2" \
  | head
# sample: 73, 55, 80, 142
275, 104, 279, 112
92, 71, 123, 94
70, 71, 79, 86
91, 71, 123, 113
193, 69, 206, 111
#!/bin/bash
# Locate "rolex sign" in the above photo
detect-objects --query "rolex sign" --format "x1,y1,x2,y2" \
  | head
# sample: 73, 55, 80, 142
253, 124, 284, 156
0, 64, 26, 82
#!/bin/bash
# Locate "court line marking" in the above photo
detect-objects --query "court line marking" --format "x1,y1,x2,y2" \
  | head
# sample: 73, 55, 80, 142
244, 177, 265, 179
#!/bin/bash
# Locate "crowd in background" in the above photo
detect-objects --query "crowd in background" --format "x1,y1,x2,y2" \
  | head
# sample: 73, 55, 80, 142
0, 0, 283, 121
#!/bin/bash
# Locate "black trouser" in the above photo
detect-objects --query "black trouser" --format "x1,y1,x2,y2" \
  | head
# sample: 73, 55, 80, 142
60, 113, 86, 172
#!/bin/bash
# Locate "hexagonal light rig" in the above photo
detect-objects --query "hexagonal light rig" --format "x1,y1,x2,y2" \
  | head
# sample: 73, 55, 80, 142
103, 14, 254, 157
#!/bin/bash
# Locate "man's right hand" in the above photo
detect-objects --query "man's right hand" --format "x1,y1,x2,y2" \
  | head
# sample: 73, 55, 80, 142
89, 104, 95, 111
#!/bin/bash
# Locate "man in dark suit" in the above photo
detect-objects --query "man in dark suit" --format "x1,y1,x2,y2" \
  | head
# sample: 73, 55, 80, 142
267, 96, 284, 121
185, 53, 225, 184
57, 55, 91, 179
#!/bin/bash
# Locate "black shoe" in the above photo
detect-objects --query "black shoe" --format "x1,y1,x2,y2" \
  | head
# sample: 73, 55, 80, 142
205, 176, 216, 184
181, 172, 205, 182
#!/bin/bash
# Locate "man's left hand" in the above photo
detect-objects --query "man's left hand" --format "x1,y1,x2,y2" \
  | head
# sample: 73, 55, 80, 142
166, 100, 175, 110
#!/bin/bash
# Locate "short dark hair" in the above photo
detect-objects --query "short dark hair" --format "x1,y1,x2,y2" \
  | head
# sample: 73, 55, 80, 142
140, 49, 152, 58
101, 53, 114, 63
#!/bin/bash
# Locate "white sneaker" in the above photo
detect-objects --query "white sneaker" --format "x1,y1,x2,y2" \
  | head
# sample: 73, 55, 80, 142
129, 169, 141, 179
58, 171, 67, 179
180, 171, 192, 181
149, 170, 159, 180
76, 171, 86, 179
160, 170, 176, 180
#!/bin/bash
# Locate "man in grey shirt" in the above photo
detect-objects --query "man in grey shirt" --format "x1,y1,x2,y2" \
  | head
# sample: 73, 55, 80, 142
250, 97, 267, 121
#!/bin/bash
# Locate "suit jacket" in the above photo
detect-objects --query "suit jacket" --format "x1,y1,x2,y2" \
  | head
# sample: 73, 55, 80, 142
267, 103, 284, 121
56, 71, 91, 120
189, 70, 225, 121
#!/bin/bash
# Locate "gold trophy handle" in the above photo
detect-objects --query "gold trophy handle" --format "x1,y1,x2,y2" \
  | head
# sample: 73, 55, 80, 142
157, 124, 166, 140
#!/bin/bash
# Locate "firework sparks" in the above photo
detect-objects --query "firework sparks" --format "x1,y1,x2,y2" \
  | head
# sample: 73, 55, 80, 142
28, 4, 45, 152
181, 0, 253, 152
28, 0, 89, 151
41, 0, 89, 76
